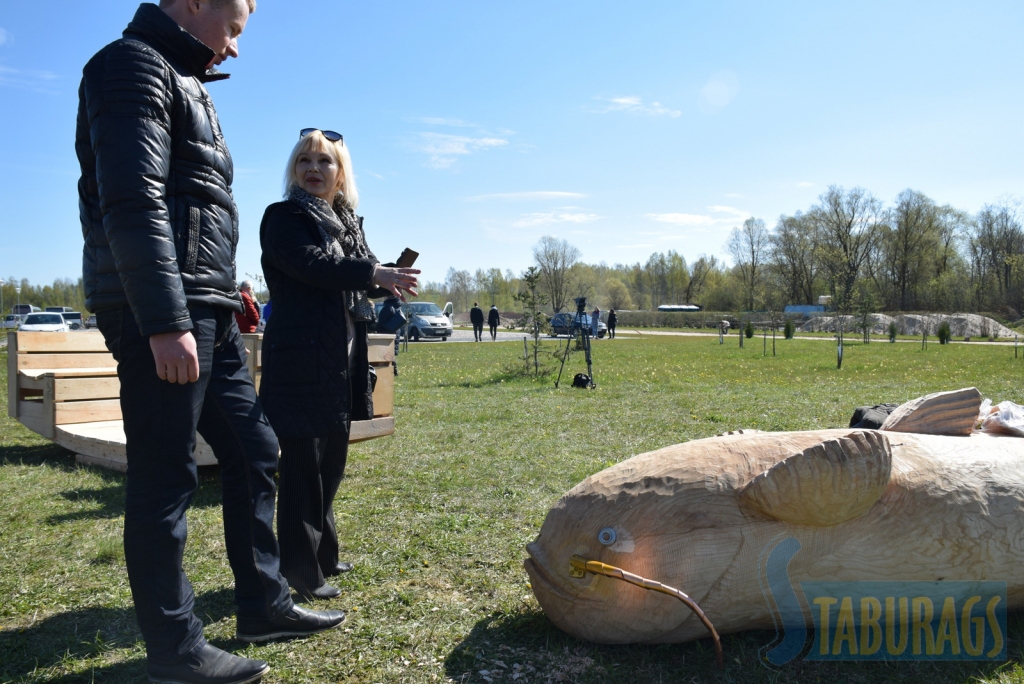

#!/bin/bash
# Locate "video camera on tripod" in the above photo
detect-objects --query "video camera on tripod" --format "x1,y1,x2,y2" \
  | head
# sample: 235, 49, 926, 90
555, 296, 596, 389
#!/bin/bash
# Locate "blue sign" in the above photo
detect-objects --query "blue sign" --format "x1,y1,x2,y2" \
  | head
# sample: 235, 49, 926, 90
761, 537, 1007, 663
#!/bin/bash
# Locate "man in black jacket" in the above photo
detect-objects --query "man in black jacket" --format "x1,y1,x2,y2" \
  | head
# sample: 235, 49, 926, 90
487, 305, 500, 341
470, 302, 484, 341
76, 2, 344, 682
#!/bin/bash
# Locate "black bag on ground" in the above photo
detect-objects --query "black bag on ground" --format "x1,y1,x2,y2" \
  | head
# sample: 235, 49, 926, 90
376, 297, 406, 335
572, 373, 592, 389
849, 403, 899, 429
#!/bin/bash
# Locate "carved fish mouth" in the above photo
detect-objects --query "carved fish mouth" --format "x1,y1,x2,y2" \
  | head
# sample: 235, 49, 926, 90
524, 542, 591, 604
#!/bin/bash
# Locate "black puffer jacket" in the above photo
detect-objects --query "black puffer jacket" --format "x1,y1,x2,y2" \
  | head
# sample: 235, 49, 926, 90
76, 3, 241, 336
259, 201, 380, 439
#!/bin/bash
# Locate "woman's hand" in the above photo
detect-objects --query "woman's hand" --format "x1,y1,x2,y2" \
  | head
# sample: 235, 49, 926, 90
373, 264, 420, 301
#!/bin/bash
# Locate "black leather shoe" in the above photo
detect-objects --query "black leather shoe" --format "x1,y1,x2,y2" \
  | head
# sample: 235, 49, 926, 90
235, 605, 346, 643
147, 642, 269, 684
332, 561, 354, 575
293, 582, 341, 601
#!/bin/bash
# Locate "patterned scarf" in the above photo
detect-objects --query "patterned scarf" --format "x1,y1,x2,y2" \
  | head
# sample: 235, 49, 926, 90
287, 186, 377, 322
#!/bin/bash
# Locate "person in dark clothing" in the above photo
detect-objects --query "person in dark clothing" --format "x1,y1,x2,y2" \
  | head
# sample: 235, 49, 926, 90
487, 305, 500, 340
76, 3, 345, 682
470, 303, 484, 341
607, 309, 617, 338
235, 280, 260, 333
260, 129, 418, 601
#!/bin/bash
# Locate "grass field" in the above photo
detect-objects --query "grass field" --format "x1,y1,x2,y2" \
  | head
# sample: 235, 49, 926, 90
1, 335, 1022, 683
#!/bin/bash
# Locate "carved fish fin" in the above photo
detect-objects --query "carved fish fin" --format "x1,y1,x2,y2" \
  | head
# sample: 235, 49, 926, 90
881, 387, 981, 436
738, 431, 892, 526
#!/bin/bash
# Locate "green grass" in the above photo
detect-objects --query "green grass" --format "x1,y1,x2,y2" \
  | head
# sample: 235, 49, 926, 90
1, 336, 1023, 683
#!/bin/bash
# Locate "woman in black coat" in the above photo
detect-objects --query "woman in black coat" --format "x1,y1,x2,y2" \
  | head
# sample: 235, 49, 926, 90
260, 129, 418, 599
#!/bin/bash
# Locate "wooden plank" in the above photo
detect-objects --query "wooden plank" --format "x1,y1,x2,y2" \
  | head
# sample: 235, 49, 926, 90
372, 369, 394, 417
17, 353, 117, 371
75, 453, 128, 473
350, 416, 395, 443
18, 400, 44, 420
7, 332, 18, 418
19, 413, 51, 439
20, 367, 118, 379
53, 377, 121, 402
367, 335, 395, 364
12, 332, 110, 353
54, 399, 122, 425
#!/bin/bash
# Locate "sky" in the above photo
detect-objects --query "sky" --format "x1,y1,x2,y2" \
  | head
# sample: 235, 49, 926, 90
1, 1, 1023, 288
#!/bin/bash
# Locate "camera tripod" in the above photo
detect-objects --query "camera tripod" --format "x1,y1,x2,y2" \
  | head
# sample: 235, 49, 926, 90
555, 308, 595, 389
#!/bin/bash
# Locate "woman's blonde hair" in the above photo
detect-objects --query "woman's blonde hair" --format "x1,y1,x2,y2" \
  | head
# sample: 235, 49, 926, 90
283, 130, 358, 210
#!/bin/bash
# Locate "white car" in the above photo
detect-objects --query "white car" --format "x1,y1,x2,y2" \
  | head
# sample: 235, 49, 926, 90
403, 302, 454, 341
2, 314, 23, 329
19, 312, 69, 332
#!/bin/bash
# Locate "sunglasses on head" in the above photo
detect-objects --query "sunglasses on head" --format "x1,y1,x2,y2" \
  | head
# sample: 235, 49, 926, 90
299, 128, 343, 143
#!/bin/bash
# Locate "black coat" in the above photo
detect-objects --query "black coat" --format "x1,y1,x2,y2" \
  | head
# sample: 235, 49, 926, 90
487, 308, 501, 326
76, 4, 242, 336
470, 307, 484, 325
258, 201, 379, 439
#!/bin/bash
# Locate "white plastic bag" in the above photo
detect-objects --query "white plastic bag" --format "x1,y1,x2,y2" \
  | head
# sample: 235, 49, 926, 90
980, 400, 1024, 437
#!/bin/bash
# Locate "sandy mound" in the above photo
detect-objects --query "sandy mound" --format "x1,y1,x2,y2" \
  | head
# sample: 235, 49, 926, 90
798, 313, 1015, 338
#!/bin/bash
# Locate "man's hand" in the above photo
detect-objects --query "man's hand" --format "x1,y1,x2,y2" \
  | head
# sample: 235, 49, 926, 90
149, 331, 200, 384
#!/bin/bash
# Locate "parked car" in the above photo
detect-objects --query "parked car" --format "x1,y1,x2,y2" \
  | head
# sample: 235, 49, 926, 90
45, 306, 75, 313
86, 314, 97, 329
19, 312, 68, 332
549, 312, 607, 338
62, 312, 84, 330
12, 304, 40, 316
403, 301, 453, 341
3, 314, 23, 329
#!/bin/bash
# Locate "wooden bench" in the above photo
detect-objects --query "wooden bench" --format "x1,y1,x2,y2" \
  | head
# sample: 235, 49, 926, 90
8, 331, 396, 471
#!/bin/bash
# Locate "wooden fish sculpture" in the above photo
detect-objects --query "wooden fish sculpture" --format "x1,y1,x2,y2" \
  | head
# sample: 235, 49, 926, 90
524, 388, 1024, 645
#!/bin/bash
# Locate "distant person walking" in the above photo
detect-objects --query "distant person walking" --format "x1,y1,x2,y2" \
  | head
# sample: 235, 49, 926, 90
487, 305, 500, 341
607, 309, 617, 339
470, 302, 484, 342
235, 280, 260, 333
591, 307, 601, 338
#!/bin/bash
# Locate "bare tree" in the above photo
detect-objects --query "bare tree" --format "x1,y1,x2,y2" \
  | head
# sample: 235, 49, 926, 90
444, 267, 472, 312
769, 213, 818, 305
684, 255, 716, 303
809, 186, 882, 314
877, 189, 939, 311
728, 217, 769, 310
533, 236, 581, 313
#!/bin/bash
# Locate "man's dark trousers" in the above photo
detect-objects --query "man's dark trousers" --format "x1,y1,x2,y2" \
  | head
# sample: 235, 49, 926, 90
97, 305, 292, 665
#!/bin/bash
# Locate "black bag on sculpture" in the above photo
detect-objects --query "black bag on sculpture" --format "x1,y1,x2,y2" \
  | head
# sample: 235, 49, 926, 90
376, 297, 407, 335
572, 373, 592, 389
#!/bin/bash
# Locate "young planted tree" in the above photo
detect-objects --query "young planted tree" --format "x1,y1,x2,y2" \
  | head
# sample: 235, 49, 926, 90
514, 266, 549, 376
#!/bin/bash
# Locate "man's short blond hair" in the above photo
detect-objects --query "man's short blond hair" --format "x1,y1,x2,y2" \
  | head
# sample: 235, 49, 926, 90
160, 0, 257, 13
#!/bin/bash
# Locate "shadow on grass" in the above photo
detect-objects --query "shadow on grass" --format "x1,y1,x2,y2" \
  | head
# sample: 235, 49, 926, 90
0, 588, 238, 683
444, 609, 1023, 683
0, 442, 228, 522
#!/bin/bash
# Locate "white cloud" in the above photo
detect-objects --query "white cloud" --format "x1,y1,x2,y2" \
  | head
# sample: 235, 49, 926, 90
797, 181, 815, 188
0, 64, 59, 93
416, 117, 472, 127
700, 70, 739, 110
467, 191, 586, 202
411, 132, 508, 169
0, 28, 9, 46
646, 205, 749, 227
512, 211, 601, 228
589, 95, 681, 118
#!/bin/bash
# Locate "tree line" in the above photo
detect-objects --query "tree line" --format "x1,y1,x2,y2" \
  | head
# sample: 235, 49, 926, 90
419, 186, 1024, 319
0, 278, 88, 315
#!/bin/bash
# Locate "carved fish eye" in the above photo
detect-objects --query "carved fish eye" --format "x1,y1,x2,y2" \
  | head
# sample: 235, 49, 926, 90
597, 528, 616, 545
